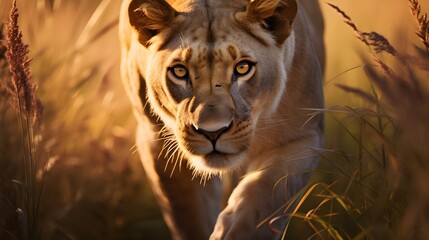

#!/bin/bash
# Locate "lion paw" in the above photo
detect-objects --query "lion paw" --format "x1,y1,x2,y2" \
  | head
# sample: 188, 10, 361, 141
210, 203, 257, 240
210, 186, 280, 240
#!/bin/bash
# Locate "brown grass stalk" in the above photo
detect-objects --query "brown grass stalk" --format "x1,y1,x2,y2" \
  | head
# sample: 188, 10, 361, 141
327, 3, 398, 56
1, 1, 44, 239
3, 1, 43, 126
409, 0, 429, 51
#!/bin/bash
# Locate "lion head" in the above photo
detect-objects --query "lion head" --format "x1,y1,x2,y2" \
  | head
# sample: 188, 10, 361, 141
128, 0, 298, 176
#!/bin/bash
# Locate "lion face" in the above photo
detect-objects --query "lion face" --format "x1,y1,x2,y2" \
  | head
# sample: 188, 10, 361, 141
163, 42, 258, 172
128, 0, 297, 174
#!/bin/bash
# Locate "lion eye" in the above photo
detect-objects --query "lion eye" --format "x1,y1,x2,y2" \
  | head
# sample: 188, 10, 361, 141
170, 65, 188, 79
233, 60, 256, 82
235, 62, 251, 75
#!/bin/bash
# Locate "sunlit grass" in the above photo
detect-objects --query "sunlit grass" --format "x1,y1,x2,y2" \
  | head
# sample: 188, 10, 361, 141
0, 0, 428, 239
280, 1, 429, 239
1, 0, 168, 239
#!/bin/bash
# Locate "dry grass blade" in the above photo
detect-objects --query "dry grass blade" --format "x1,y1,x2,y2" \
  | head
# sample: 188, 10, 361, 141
335, 84, 376, 103
75, 0, 113, 49
326, 3, 362, 42
327, 3, 365, 39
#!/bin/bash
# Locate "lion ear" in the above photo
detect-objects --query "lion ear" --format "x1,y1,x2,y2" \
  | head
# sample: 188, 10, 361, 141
241, 0, 297, 44
129, 0, 177, 47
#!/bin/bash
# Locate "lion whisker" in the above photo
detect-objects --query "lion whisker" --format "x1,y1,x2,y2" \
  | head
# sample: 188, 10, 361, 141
300, 111, 323, 130
166, 148, 178, 174
170, 152, 180, 178
178, 150, 186, 172
251, 134, 278, 145
158, 137, 175, 158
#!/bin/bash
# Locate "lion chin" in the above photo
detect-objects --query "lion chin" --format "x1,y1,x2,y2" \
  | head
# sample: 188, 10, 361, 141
187, 151, 247, 177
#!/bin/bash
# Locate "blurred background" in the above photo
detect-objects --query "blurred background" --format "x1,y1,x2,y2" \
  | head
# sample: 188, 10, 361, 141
0, 0, 428, 239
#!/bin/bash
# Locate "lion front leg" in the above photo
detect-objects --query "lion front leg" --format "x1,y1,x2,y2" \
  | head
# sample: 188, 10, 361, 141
210, 134, 321, 240
136, 123, 223, 240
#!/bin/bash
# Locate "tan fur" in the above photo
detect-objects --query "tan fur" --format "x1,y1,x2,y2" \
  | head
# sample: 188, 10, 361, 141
120, 0, 324, 239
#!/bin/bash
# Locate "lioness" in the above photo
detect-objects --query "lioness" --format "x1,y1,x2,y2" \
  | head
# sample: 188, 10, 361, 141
119, 0, 324, 239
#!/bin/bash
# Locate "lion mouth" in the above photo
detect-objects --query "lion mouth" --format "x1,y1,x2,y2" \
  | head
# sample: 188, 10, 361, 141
177, 121, 251, 172
191, 123, 245, 155
191, 124, 232, 148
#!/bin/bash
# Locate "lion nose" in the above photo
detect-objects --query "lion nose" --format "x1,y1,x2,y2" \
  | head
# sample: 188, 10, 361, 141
193, 124, 231, 144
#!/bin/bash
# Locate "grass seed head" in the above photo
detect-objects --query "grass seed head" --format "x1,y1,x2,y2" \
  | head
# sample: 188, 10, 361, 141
2, 1, 43, 125
409, 0, 429, 51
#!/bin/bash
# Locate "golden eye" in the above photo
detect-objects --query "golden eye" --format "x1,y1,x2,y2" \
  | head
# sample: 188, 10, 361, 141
233, 60, 256, 82
235, 62, 250, 75
171, 65, 188, 79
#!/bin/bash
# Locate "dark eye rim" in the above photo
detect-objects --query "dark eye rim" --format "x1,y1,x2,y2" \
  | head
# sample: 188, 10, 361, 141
167, 64, 189, 80
234, 60, 256, 76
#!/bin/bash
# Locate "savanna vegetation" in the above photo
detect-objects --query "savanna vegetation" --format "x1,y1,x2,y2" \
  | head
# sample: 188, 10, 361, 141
0, 0, 428, 239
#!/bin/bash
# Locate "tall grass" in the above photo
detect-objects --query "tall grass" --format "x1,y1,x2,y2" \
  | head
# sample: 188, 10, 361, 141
277, 1, 429, 239
1, 0, 427, 239
1, 0, 169, 239
1, 2, 43, 239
